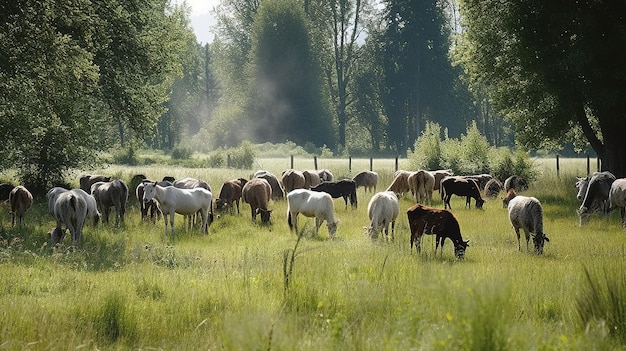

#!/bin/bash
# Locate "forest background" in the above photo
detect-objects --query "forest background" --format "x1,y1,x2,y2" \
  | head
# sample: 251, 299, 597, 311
1, 0, 625, 195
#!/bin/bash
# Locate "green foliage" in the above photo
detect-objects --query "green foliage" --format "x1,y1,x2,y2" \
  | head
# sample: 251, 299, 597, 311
456, 0, 626, 175
229, 141, 256, 169
246, 0, 335, 148
113, 145, 139, 166
207, 152, 225, 168
0, 0, 192, 191
171, 146, 193, 160
409, 122, 536, 183
409, 121, 443, 170
459, 121, 490, 174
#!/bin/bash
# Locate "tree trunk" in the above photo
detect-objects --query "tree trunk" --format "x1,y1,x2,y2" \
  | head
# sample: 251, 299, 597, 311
601, 124, 626, 178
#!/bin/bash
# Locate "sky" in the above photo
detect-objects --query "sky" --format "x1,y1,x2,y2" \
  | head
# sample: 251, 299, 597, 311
175, 0, 221, 44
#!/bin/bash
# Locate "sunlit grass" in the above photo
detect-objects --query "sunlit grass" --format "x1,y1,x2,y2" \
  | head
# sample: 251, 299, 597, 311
0, 157, 624, 349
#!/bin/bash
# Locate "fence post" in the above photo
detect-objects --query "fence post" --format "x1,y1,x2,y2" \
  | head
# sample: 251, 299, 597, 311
349, 156, 352, 173
556, 154, 560, 178
586, 154, 590, 175
227, 154, 231, 168
597, 157, 601, 172
395, 157, 398, 172
370, 158, 373, 171
314, 156, 318, 170
290, 155, 294, 169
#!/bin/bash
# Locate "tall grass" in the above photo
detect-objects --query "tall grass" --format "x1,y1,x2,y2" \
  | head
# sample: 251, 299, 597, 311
0, 157, 625, 349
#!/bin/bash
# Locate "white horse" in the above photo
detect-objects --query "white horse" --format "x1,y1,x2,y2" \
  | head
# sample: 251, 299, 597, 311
287, 189, 338, 239
142, 182, 214, 234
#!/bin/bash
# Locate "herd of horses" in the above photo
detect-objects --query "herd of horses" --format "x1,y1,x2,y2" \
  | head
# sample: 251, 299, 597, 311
1, 166, 625, 258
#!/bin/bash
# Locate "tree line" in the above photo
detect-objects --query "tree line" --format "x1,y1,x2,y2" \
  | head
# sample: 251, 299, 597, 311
1, 0, 624, 195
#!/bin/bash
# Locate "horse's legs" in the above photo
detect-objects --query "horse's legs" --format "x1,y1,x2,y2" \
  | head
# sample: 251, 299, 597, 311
315, 217, 322, 234
514, 227, 521, 251
201, 209, 208, 234
103, 207, 111, 224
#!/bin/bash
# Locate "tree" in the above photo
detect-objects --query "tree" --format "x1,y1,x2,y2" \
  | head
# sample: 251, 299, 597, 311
0, 0, 190, 194
246, 0, 335, 148
457, 0, 626, 177
306, 0, 371, 149
377, 0, 461, 155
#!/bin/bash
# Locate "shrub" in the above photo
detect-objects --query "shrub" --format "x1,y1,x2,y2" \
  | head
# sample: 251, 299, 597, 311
171, 146, 193, 160
408, 121, 442, 170
207, 152, 225, 168
229, 141, 256, 169
409, 122, 536, 184
112, 145, 139, 166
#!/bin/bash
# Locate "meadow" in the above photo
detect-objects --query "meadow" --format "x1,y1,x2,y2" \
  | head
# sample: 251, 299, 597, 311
1, 157, 625, 350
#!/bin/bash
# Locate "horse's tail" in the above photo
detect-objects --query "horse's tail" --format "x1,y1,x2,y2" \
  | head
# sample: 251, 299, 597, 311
288, 212, 293, 231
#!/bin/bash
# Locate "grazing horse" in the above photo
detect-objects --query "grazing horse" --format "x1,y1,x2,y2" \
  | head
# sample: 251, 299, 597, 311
310, 179, 358, 209
484, 178, 503, 198
9, 185, 33, 227
79, 174, 111, 193
303, 170, 322, 189
91, 179, 129, 226
365, 191, 399, 240
46, 188, 88, 246
253, 170, 285, 200
408, 170, 435, 205
441, 177, 485, 209
142, 182, 214, 234
387, 170, 411, 197
281, 169, 306, 193
608, 178, 626, 228
317, 169, 334, 182
287, 189, 339, 239
173, 177, 211, 227
48, 187, 100, 226
578, 171, 616, 225
504, 175, 528, 193
216, 178, 247, 214
506, 189, 550, 254
429, 169, 454, 191
242, 178, 273, 223
352, 171, 378, 193
407, 203, 469, 259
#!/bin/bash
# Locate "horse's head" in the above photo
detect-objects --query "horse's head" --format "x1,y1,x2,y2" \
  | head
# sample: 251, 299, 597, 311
257, 208, 272, 223
142, 182, 158, 203
327, 220, 339, 239
454, 239, 470, 259
533, 233, 549, 255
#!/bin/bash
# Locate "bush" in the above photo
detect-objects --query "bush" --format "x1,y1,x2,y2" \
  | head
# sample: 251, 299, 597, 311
112, 145, 139, 166
207, 152, 225, 168
171, 146, 193, 160
408, 121, 442, 170
408, 121, 536, 184
229, 141, 256, 169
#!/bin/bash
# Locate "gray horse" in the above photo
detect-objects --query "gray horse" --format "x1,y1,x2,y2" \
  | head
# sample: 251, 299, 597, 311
91, 179, 129, 226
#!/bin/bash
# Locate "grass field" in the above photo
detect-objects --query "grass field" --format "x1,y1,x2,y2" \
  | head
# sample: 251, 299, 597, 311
1, 157, 625, 350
